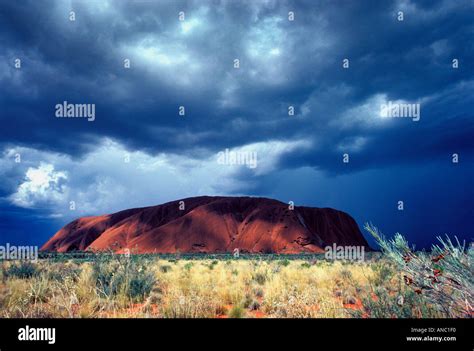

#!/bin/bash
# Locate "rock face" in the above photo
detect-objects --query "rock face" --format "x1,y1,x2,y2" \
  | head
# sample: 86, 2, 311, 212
41, 196, 370, 254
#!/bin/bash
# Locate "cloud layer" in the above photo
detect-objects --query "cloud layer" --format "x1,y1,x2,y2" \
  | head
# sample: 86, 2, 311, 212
0, 0, 473, 247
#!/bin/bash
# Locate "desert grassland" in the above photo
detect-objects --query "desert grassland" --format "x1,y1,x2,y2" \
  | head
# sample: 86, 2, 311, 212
0, 255, 448, 318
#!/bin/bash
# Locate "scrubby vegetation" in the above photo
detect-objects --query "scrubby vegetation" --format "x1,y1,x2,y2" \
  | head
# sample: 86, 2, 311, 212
364, 223, 473, 318
0, 228, 471, 318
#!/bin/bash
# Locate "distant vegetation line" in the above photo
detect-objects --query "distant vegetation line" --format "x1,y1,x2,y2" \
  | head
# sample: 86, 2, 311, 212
38, 251, 382, 262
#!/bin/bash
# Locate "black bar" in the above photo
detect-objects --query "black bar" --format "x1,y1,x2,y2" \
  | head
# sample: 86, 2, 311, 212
0, 318, 471, 350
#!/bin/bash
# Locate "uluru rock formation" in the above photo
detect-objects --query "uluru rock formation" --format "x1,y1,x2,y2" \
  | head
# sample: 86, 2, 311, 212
41, 196, 370, 254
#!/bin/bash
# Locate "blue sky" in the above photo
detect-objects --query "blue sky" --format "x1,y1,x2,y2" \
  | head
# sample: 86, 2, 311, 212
0, 0, 473, 248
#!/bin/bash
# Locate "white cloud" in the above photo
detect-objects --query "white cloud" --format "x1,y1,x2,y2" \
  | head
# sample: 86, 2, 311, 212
10, 163, 68, 208
181, 18, 202, 35
243, 16, 293, 86
124, 38, 203, 87
334, 94, 394, 129
226, 139, 312, 176
2, 137, 311, 218
337, 136, 368, 153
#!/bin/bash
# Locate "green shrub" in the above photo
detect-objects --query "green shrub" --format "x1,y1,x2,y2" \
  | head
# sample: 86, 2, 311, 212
278, 259, 291, 267
253, 272, 267, 285
365, 223, 473, 318
340, 268, 353, 281
159, 265, 172, 273
92, 255, 156, 302
228, 305, 246, 318
370, 262, 395, 286
208, 260, 219, 270
45, 263, 81, 282
5, 262, 38, 279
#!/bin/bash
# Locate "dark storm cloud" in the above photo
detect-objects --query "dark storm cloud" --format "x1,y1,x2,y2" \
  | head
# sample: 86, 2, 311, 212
0, 0, 473, 174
